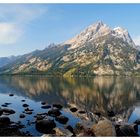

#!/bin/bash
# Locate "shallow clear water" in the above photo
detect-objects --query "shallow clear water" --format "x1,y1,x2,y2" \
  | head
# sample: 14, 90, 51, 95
0, 76, 140, 136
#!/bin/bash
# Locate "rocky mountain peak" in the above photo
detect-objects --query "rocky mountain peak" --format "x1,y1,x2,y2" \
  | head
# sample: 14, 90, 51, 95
65, 21, 136, 50
113, 26, 135, 47
65, 21, 112, 49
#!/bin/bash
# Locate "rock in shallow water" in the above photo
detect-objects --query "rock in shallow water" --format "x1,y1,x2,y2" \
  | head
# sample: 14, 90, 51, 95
70, 107, 78, 112
19, 114, 25, 119
2, 108, 16, 115
56, 115, 69, 124
66, 125, 74, 134
134, 119, 140, 125
116, 124, 138, 136
36, 119, 56, 134
41, 105, 51, 109
21, 100, 26, 102
41, 101, 46, 105
48, 109, 61, 117
0, 109, 3, 116
53, 104, 63, 109
0, 117, 11, 125
9, 94, 14, 97
22, 104, 29, 108
91, 119, 116, 136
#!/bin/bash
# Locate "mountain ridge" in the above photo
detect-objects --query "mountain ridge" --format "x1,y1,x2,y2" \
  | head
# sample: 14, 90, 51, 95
0, 21, 140, 76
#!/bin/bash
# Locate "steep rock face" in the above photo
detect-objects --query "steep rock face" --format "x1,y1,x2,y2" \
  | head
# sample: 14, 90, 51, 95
0, 21, 140, 76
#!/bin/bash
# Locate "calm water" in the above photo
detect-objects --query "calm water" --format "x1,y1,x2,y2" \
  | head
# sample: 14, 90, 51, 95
0, 76, 140, 136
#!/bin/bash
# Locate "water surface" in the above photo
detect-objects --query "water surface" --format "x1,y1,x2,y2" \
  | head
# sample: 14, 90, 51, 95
0, 76, 140, 136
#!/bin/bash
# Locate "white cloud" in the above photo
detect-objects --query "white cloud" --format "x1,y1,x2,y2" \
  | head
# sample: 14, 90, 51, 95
133, 36, 140, 46
0, 23, 23, 44
0, 4, 47, 45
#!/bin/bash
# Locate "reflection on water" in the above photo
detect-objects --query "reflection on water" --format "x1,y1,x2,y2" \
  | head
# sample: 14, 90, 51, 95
0, 76, 140, 119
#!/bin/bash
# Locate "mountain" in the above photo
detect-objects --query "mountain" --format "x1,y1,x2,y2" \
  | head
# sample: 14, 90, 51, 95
0, 56, 18, 68
0, 21, 140, 76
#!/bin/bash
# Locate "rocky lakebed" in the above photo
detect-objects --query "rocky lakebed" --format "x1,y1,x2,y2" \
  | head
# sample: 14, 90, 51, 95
0, 93, 139, 137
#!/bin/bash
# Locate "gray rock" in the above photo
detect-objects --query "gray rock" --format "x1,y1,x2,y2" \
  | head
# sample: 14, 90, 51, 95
56, 115, 69, 124
0, 117, 11, 125
48, 109, 61, 117
36, 119, 56, 134
22, 104, 29, 107
2, 108, 16, 115
53, 104, 63, 110
19, 114, 25, 118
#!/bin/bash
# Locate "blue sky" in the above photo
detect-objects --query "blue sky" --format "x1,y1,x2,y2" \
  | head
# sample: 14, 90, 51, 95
0, 4, 140, 57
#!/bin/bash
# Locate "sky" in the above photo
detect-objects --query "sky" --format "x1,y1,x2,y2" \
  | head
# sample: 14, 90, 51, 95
0, 4, 140, 57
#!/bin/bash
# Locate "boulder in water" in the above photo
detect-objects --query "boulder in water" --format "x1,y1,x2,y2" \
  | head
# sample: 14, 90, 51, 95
56, 115, 69, 124
36, 119, 56, 134
48, 109, 61, 117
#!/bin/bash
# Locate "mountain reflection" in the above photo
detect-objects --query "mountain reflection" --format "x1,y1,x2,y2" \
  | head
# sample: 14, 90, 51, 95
0, 76, 140, 117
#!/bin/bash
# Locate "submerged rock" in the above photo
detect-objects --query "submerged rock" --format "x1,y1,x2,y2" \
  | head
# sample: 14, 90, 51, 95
41, 101, 46, 105
91, 119, 116, 136
70, 107, 78, 112
48, 109, 61, 117
9, 94, 14, 97
22, 104, 29, 108
56, 115, 69, 124
36, 119, 56, 134
19, 114, 25, 119
21, 100, 26, 102
53, 104, 63, 110
41, 105, 51, 109
24, 108, 33, 112
25, 111, 32, 115
1, 104, 8, 107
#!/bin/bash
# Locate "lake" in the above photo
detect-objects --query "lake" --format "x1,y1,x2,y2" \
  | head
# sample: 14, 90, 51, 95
0, 76, 140, 136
